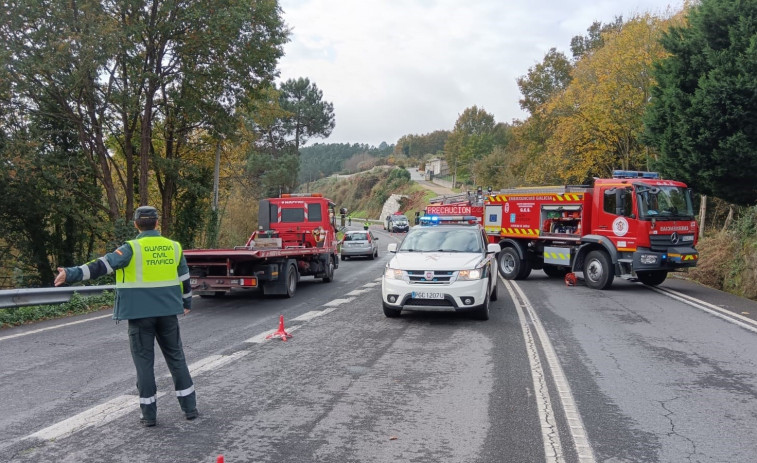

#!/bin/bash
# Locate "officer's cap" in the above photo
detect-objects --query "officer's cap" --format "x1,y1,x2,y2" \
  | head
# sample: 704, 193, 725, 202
134, 206, 159, 220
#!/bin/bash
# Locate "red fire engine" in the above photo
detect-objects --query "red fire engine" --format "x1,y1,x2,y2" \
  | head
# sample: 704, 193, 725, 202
425, 171, 699, 289
184, 194, 339, 298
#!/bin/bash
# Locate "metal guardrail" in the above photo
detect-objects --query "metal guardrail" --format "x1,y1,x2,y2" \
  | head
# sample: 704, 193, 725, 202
0, 286, 115, 309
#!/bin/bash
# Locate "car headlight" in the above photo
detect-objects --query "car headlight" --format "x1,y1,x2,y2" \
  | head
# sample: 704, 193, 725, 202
384, 267, 403, 279
458, 268, 483, 280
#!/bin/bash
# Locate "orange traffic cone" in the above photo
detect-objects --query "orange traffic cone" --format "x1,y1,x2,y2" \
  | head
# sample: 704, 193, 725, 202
216, 456, 224, 463
265, 315, 292, 341
564, 273, 577, 287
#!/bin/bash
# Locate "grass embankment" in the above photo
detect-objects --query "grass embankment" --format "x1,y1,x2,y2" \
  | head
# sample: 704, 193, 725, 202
0, 291, 114, 329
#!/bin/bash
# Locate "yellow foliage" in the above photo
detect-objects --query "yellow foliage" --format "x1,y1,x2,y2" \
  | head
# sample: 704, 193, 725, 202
543, 14, 673, 183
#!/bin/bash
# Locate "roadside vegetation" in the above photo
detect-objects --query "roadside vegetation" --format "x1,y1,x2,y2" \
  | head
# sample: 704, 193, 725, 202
0, 291, 114, 329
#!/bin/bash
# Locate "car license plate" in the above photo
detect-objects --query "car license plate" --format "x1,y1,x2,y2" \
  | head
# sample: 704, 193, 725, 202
190, 278, 197, 285
412, 291, 444, 299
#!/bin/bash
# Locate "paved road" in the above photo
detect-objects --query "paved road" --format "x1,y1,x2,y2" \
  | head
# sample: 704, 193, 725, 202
2, 227, 757, 462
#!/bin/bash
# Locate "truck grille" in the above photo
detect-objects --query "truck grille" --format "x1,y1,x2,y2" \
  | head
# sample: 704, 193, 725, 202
649, 234, 695, 251
407, 270, 454, 284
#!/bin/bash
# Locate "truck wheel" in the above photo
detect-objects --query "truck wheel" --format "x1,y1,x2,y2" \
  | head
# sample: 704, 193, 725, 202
322, 256, 335, 282
637, 271, 667, 286
285, 264, 298, 297
543, 264, 568, 278
583, 250, 614, 290
498, 247, 521, 280
383, 303, 401, 318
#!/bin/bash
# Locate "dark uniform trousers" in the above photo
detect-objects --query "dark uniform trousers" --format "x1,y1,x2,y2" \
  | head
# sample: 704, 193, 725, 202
128, 316, 196, 420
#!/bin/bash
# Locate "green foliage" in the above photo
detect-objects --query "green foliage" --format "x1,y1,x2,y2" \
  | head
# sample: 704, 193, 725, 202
516, 48, 573, 115
279, 77, 336, 150
444, 106, 500, 182
394, 131, 449, 159
0, 291, 115, 328
297, 143, 392, 183
570, 17, 624, 59
644, 0, 757, 206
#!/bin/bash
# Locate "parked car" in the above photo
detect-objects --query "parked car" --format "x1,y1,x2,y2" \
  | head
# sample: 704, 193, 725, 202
385, 214, 410, 233
381, 222, 500, 320
340, 230, 379, 260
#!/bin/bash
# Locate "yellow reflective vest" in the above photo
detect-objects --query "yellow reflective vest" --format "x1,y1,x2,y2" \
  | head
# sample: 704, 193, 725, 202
114, 235, 184, 320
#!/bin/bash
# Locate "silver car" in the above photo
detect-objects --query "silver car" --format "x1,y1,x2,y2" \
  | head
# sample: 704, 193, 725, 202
341, 230, 379, 260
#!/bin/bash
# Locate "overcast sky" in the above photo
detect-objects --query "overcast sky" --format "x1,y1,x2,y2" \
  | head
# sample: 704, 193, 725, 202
277, 0, 685, 147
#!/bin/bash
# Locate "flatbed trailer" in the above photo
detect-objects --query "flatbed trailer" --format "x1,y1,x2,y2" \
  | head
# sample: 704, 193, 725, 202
184, 194, 339, 298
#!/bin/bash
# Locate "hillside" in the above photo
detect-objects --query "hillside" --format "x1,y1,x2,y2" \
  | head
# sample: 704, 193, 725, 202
299, 167, 435, 222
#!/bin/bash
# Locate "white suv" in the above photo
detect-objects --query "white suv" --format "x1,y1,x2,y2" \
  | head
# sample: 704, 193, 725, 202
381, 223, 501, 320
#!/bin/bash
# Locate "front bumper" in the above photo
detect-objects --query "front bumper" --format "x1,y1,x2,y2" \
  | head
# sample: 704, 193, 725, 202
381, 277, 488, 312
632, 246, 699, 271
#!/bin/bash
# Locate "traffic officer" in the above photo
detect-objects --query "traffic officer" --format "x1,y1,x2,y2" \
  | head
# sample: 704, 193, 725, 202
54, 206, 197, 427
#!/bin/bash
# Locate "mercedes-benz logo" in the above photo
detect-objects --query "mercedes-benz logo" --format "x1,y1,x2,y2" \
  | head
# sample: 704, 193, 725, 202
670, 232, 680, 244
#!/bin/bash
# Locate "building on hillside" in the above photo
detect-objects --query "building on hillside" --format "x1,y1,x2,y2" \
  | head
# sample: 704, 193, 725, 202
425, 158, 449, 180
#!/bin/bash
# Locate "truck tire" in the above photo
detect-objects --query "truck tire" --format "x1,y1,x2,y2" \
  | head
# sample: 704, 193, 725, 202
583, 250, 614, 290
322, 256, 335, 282
637, 270, 667, 286
285, 264, 298, 297
498, 247, 522, 280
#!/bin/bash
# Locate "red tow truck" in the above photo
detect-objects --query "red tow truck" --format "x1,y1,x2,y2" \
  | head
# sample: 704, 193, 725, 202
184, 194, 339, 298
425, 171, 699, 289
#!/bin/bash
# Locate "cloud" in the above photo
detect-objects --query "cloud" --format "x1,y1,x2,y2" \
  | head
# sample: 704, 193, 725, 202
278, 0, 684, 147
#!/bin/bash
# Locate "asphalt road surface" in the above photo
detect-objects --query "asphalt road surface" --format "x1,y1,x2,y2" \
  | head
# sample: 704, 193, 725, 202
1, 226, 756, 463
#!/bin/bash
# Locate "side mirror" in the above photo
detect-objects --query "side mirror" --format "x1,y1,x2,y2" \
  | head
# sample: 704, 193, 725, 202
487, 243, 501, 254
387, 243, 398, 253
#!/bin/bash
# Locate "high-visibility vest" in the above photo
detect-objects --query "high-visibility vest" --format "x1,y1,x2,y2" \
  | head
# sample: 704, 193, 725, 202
116, 236, 182, 289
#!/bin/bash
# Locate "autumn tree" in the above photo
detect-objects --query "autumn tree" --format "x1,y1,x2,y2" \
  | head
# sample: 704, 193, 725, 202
541, 14, 672, 184
644, 0, 757, 206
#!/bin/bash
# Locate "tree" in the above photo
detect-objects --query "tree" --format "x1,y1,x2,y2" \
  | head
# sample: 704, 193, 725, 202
644, 0, 757, 206
444, 106, 497, 185
517, 48, 573, 115
0, 0, 287, 229
279, 77, 335, 152
542, 15, 672, 184
570, 17, 624, 60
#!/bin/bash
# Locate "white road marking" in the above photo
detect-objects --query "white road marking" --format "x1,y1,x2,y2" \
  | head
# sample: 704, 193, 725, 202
187, 351, 250, 375
345, 289, 371, 296
504, 277, 596, 463
20, 288, 365, 443
0, 314, 112, 342
653, 286, 757, 334
292, 311, 324, 322
362, 282, 380, 287
26, 394, 149, 441
323, 297, 355, 306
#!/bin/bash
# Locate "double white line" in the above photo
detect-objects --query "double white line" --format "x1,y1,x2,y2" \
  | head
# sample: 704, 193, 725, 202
502, 277, 596, 463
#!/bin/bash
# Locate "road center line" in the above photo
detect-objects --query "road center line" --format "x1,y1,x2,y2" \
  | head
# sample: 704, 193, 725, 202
503, 277, 596, 463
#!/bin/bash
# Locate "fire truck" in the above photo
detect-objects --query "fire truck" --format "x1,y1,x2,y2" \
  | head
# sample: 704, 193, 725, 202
184, 194, 339, 298
425, 171, 699, 289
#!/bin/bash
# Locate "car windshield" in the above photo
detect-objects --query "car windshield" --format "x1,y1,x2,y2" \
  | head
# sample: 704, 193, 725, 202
398, 228, 482, 253
345, 232, 369, 241
636, 185, 695, 220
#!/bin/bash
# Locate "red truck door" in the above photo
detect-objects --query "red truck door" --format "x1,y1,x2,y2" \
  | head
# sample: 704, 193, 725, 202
591, 185, 639, 252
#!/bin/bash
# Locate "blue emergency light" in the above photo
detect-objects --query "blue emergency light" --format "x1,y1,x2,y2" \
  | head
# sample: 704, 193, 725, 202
612, 170, 660, 179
